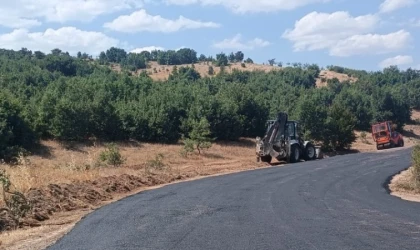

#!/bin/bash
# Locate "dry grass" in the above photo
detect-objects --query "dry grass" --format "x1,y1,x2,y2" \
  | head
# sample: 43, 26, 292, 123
0, 138, 261, 196
0, 138, 267, 249
316, 70, 357, 87
136, 61, 282, 81
126, 61, 356, 88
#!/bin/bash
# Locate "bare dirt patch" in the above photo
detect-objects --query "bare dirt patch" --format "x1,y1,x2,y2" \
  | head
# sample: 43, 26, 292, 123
389, 169, 420, 202
130, 62, 355, 87
138, 61, 281, 81
316, 70, 357, 87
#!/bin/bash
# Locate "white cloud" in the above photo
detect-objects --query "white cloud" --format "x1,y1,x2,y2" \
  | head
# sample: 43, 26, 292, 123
0, 27, 119, 56
282, 11, 379, 52
213, 34, 270, 50
379, 0, 417, 13
0, 0, 144, 28
164, 0, 330, 13
282, 11, 411, 57
0, 13, 41, 29
378, 55, 413, 68
104, 9, 220, 33
131, 46, 165, 53
330, 30, 411, 56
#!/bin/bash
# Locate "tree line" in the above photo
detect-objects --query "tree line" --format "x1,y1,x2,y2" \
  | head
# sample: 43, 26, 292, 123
96, 47, 253, 70
1, 47, 419, 162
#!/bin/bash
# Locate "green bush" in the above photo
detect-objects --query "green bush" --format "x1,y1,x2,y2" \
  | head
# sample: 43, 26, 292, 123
412, 144, 420, 185
0, 92, 37, 163
145, 153, 166, 171
99, 143, 125, 167
182, 118, 213, 155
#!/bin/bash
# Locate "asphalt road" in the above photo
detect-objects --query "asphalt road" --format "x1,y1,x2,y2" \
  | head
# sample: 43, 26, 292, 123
48, 147, 420, 250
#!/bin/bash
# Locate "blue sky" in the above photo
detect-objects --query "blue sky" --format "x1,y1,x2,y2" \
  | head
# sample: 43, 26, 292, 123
0, 0, 419, 71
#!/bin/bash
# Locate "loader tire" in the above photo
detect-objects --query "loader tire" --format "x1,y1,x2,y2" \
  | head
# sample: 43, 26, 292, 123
289, 145, 300, 163
260, 155, 272, 163
304, 143, 316, 161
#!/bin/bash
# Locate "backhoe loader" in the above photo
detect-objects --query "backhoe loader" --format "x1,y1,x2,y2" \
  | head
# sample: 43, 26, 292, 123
255, 112, 318, 163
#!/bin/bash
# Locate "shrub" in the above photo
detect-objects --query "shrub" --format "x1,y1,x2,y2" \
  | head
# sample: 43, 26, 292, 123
208, 65, 214, 75
99, 143, 125, 167
145, 153, 166, 172
0, 169, 32, 229
183, 118, 213, 155
241, 63, 246, 68
412, 144, 420, 185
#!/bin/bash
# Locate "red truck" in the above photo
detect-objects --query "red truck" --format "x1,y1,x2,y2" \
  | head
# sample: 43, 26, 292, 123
371, 121, 404, 150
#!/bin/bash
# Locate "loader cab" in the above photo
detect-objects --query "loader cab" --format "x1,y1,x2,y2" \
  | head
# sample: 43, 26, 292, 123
265, 120, 300, 141
285, 121, 298, 140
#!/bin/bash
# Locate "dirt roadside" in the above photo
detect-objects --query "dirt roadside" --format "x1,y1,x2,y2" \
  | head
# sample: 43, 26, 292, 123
0, 138, 275, 250
389, 168, 420, 203
0, 168, 274, 250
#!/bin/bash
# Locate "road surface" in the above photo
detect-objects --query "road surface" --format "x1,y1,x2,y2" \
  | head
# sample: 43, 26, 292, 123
48, 148, 420, 250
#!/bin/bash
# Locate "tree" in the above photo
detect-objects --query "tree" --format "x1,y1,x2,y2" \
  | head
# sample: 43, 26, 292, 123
105, 47, 127, 63
228, 52, 235, 63
215, 53, 228, 66
34, 51, 46, 59
0, 92, 36, 162
268, 58, 276, 66
98, 52, 107, 64
139, 51, 151, 61
208, 65, 214, 75
122, 53, 147, 70
176, 48, 198, 64
234, 51, 244, 62
183, 118, 213, 155
77, 52, 82, 58
51, 48, 62, 56
324, 102, 357, 150
199, 54, 207, 62
244, 58, 253, 64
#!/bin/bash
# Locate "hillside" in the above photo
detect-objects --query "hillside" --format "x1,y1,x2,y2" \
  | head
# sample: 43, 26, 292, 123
115, 61, 357, 87
1, 46, 420, 248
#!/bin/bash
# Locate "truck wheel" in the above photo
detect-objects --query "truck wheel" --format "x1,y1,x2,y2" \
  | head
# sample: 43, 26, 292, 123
376, 144, 382, 150
399, 139, 404, 147
304, 143, 316, 161
290, 145, 300, 163
260, 155, 272, 163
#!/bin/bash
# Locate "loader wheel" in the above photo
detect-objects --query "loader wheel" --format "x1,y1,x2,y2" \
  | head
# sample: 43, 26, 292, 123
260, 155, 272, 163
290, 145, 300, 163
304, 143, 316, 161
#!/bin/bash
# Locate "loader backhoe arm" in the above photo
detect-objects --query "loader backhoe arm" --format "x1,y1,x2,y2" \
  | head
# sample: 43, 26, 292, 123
265, 112, 288, 143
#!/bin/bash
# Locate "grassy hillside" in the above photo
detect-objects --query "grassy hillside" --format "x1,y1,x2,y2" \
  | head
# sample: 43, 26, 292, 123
123, 61, 357, 87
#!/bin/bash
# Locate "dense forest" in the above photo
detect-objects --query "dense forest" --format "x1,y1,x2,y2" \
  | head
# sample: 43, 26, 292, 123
1, 47, 420, 162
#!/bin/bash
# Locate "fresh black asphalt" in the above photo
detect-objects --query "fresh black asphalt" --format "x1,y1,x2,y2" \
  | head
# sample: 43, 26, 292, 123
48, 147, 420, 250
